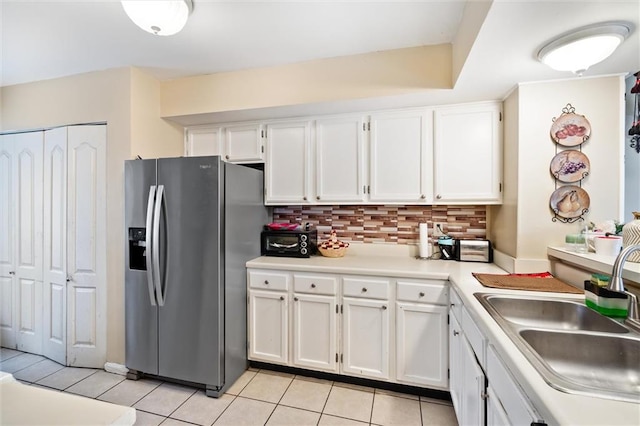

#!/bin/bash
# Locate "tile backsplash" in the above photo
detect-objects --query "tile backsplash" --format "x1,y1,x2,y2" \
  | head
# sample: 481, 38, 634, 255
273, 205, 487, 244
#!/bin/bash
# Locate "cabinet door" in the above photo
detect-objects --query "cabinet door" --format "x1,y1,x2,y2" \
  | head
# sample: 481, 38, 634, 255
0, 136, 16, 348
315, 116, 366, 203
486, 385, 510, 426
449, 313, 462, 417
13, 132, 44, 354
396, 302, 448, 388
249, 290, 288, 365
460, 333, 486, 426
265, 121, 311, 204
185, 126, 223, 157
66, 125, 107, 367
225, 123, 264, 163
369, 110, 432, 203
42, 127, 68, 365
292, 293, 337, 372
342, 297, 389, 380
434, 102, 502, 203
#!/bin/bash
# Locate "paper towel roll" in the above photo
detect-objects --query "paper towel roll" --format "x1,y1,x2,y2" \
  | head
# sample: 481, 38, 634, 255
419, 223, 431, 258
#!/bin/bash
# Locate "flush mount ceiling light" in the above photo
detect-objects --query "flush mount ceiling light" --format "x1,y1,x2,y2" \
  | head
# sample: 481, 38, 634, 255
537, 22, 632, 75
121, 0, 193, 36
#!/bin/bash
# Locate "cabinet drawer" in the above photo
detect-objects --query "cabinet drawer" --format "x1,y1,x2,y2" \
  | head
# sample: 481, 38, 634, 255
293, 274, 337, 295
396, 280, 448, 304
449, 288, 462, 322
343, 277, 390, 299
248, 270, 290, 291
462, 306, 486, 368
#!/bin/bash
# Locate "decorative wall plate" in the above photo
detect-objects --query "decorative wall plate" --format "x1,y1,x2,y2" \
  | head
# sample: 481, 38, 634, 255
549, 186, 590, 219
549, 150, 590, 182
550, 113, 591, 146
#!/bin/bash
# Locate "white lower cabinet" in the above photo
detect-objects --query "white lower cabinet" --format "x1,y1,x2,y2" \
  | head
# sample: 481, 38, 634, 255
342, 297, 390, 380
292, 293, 337, 372
248, 289, 289, 365
248, 268, 448, 389
449, 288, 545, 426
486, 345, 543, 426
395, 278, 449, 389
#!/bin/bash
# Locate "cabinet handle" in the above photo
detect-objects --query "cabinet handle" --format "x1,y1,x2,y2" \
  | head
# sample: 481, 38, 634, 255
450, 303, 455, 307
294, 297, 298, 301
303, 196, 307, 201
225, 155, 230, 160
280, 296, 285, 301
453, 330, 460, 336
9, 271, 15, 275
311, 283, 316, 288
381, 305, 387, 310
362, 287, 367, 292
420, 194, 425, 199
316, 196, 320, 200
419, 292, 425, 297
436, 194, 442, 200
264, 280, 269, 285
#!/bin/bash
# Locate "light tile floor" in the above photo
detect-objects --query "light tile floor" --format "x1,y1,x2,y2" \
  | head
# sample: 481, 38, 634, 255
1, 347, 457, 426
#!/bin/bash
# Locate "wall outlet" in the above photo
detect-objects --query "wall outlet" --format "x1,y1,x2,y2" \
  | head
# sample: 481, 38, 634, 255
433, 222, 446, 236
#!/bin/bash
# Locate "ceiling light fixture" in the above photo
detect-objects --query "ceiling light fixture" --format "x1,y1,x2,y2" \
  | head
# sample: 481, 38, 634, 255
537, 22, 632, 76
121, 0, 193, 36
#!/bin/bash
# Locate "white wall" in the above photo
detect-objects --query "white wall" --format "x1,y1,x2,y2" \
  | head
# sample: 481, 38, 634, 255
492, 75, 625, 272
624, 73, 640, 223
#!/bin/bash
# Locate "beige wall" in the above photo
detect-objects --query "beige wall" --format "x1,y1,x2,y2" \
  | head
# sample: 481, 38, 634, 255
161, 45, 452, 118
491, 75, 625, 271
1, 68, 183, 364
131, 68, 183, 159
489, 88, 518, 257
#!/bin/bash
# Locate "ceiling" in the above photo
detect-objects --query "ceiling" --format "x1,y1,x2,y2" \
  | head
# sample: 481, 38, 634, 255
1, 0, 639, 117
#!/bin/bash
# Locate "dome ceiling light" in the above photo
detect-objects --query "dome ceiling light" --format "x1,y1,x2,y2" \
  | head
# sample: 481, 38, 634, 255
121, 0, 193, 36
537, 22, 633, 76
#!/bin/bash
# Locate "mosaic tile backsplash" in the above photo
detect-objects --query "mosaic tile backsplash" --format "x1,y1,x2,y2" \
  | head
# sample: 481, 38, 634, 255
273, 205, 487, 244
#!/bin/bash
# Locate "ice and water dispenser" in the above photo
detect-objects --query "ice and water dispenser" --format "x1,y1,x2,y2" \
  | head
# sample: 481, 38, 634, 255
128, 228, 147, 270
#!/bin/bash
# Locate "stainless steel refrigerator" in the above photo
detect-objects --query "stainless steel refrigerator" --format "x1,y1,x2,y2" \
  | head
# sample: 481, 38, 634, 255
124, 156, 268, 397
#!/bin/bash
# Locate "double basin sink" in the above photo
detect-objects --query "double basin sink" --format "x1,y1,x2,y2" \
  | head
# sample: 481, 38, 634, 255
475, 293, 640, 403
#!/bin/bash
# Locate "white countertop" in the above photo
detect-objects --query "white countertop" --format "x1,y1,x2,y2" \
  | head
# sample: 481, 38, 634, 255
247, 251, 640, 426
548, 245, 640, 285
0, 372, 136, 425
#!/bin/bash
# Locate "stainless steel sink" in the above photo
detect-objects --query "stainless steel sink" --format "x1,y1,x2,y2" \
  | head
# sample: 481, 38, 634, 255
475, 293, 640, 403
519, 329, 640, 397
479, 294, 629, 333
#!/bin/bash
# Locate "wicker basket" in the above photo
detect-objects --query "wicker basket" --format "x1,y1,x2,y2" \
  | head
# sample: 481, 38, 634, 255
318, 246, 347, 258
318, 230, 349, 258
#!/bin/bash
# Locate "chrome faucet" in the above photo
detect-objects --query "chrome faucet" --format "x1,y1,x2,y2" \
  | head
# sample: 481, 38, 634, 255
608, 244, 640, 321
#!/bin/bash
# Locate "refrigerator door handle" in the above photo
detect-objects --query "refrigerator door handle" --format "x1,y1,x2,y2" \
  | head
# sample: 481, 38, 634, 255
145, 185, 157, 306
153, 184, 166, 307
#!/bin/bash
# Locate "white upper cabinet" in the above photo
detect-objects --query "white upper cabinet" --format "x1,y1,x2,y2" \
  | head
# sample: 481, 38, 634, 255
433, 102, 502, 204
184, 123, 264, 163
315, 116, 366, 203
185, 126, 223, 157
225, 123, 264, 163
265, 121, 312, 204
369, 110, 433, 203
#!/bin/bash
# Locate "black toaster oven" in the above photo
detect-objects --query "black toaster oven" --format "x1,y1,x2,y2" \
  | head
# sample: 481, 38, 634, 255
261, 229, 318, 258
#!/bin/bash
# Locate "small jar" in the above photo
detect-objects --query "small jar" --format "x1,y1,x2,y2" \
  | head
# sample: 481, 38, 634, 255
565, 234, 587, 253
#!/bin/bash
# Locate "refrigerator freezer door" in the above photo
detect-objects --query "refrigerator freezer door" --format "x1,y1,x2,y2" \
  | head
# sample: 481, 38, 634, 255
125, 159, 159, 375
156, 157, 223, 387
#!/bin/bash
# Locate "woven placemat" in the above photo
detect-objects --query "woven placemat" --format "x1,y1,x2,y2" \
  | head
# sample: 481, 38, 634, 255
472, 273, 583, 294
